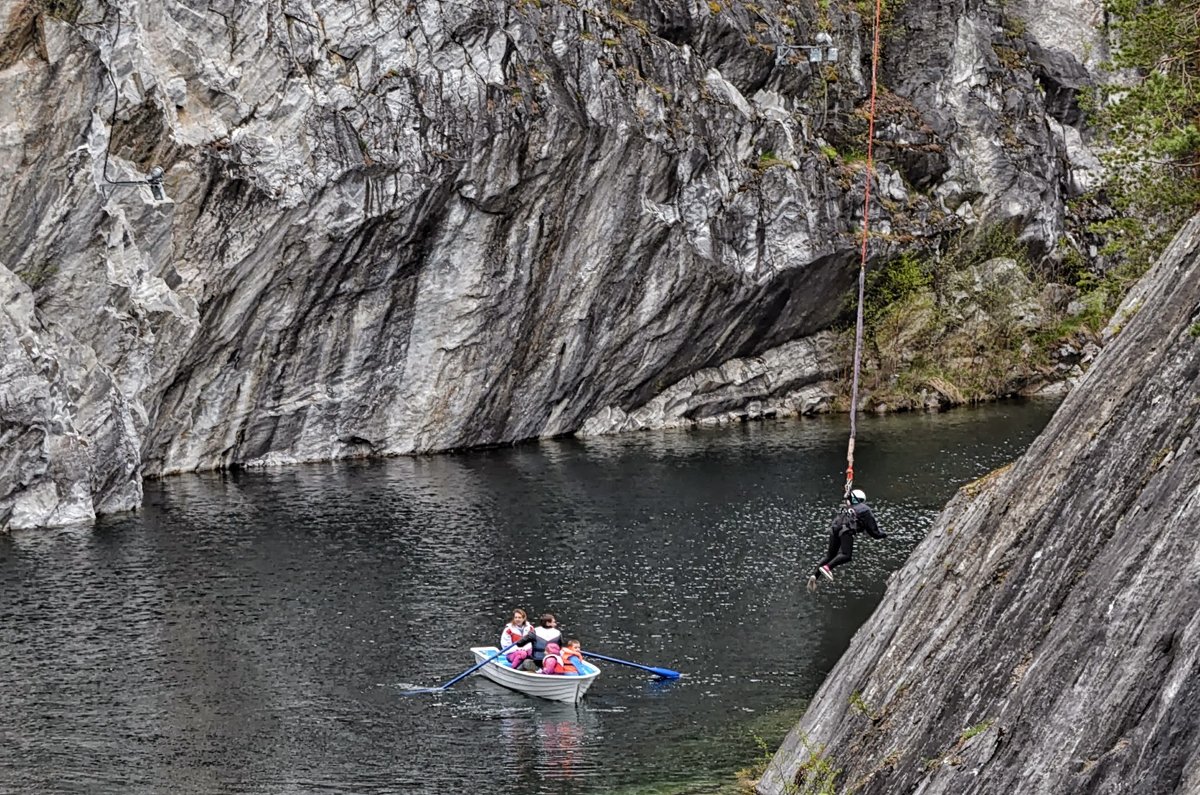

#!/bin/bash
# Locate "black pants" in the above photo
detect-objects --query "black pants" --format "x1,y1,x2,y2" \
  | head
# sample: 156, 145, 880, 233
814, 529, 854, 575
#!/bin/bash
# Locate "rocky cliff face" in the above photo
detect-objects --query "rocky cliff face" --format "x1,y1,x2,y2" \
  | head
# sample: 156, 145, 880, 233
1, 0, 1103, 529
758, 217, 1200, 794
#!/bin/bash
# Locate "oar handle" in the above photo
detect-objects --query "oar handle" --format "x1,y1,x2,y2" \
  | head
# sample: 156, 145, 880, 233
583, 650, 681, 679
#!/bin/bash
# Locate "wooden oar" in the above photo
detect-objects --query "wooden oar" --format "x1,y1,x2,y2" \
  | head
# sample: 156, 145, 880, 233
403, 643, 518, 695
584, 651, 681, 679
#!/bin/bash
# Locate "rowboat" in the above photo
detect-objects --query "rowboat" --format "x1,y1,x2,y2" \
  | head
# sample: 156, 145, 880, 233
470, 646, 601, 703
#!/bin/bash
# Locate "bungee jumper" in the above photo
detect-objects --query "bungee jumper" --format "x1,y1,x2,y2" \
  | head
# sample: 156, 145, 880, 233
806, 488, 887, 591
806, 0, 889, 594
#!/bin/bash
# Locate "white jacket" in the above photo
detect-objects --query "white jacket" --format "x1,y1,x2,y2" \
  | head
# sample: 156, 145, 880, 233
500, 622, 531, 649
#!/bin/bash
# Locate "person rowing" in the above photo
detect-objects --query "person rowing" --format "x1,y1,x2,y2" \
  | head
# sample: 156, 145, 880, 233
512, 613, 563, 671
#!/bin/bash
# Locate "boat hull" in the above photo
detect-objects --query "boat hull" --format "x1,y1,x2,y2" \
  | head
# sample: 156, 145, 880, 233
470, 646, 600, 703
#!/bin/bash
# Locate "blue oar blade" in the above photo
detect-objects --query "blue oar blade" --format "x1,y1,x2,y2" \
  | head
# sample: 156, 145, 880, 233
648, 666, 681, 679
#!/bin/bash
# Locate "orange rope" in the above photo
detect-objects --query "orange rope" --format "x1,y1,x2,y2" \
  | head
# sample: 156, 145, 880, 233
845, 0, 884, 498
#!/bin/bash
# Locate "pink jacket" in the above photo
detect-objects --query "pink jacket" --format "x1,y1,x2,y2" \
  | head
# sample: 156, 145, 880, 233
541, 643, 564, 675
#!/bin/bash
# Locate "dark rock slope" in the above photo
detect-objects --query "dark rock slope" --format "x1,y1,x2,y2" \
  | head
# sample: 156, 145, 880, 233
758, 217, 1200, 794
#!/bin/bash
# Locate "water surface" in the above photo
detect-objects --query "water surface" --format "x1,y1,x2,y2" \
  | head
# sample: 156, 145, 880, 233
0, 401, 1058, 794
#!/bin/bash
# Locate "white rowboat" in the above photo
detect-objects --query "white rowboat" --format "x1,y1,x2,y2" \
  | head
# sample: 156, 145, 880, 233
470, 646, 601, 703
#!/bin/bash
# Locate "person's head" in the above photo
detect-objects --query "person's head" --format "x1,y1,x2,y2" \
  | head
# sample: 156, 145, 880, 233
848, 488, 866, 504
511, 609, 527, 625
546, 642, 561, 655
539, 613, 557, 628
566, 638, 581, 651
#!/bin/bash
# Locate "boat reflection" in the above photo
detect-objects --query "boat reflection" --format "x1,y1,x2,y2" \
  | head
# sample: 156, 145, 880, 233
496, 700, 601, 783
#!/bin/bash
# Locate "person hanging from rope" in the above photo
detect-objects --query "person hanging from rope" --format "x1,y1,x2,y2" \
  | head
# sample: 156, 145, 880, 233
807, 0, 885, 594
806, 488, 887, 591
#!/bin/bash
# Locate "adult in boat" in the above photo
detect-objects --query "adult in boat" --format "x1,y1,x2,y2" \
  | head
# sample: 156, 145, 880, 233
807, 488, 887, 591
512, 613, 563, 672
501, 609, 534, 668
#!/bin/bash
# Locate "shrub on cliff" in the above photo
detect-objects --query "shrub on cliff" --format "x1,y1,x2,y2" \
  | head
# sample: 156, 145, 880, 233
1090, 0, 1200, 275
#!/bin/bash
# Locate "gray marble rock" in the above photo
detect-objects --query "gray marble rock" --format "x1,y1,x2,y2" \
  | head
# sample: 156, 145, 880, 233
579, 331, 844, 433
0, 267, 140, 529
757, 216, 1200, 794
0, 0, 1108, 528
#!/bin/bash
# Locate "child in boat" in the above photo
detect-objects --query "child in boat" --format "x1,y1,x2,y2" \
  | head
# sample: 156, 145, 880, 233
541, 639, 585, 675
561, 639, 585, 674
540, 642, 565, 675
501, 609, 533, 668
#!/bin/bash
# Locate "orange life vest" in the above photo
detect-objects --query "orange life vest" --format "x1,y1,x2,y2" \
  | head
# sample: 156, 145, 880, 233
562, 647, 584, 674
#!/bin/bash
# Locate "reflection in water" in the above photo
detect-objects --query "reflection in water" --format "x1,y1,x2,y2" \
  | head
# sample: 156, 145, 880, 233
0, 401, 1058, 794
495, 700, 601, 786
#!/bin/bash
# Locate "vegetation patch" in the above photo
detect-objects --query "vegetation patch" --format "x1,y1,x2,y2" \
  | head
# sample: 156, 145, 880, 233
913, 719, 997, 780
794, 756, 840, 794
959, 719, 995, 743
834, 220, 1140, 411
612, 7, 650, 35
756, 150, 792, 171
1086, 0, 1200, 281
845, 0, 899, 27
862, 251, 930, 328
849, 690, 881, 722
792, 733, 841, 795
18, 259, 58, 290
962, 462, 1014, 499
735, 733, 778, 791
731, 704, 810, 793
735, 729, 840, 794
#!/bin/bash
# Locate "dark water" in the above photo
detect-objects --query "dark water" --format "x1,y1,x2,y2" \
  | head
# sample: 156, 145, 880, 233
0, 401, 1058, 795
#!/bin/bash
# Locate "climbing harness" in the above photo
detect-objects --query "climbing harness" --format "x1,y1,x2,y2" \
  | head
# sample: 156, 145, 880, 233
844, 0, 884, 499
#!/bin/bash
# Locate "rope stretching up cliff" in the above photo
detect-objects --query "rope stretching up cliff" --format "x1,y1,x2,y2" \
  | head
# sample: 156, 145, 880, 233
844, 0, 884, 498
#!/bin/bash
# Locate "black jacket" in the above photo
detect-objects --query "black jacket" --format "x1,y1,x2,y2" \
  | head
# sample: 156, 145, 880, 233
834, 501, 886, 539
514, 626, 563, 661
